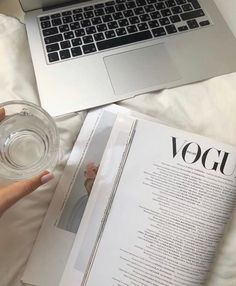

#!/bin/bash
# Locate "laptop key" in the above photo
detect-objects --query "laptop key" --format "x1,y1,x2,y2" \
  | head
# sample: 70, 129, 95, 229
97, 30, 152, 51
94, 9, 105, 16
127, 25, 138, 33
106, 1, 115, 6
134, 7, 145, 15
152, 27, 166, 37
64, 31, 74, 39
199, 20, 210, 26
82, 43, 97, 54
73, 13, 83, 21
95, 3, 105, 9
126, 1, 136, 9
118, 19, 129, 27
166, 0, 176, 7
73, 8, 83, 14
52, 18, 62, 26
105, 6, 115, 14
60, 49, 71, 59
40, 16, 50, 21
108, 21, 118, 29
59, 24, 69, 33
62, 16, 73, 23
178, 25, 188, 31
41, 21, 51, 29
180, 9, 204, 20
102, 15, 113, 22
75, 29, 86, 37
165, 24, 177, 34
51, 13, 61, 19
105, 30, 116, 39
84, 11, 94, 19
82, 35, 94, 44
62, 11, 72, 16
86, 26, 96, 34
176, 0, 186, 4
148, 20, 159, 28
46, 43, 60, 53
115, 4, 126, 11
92, 17, 102, 25
123, 10, 134, 17
81, 20, 91, 27
159, 17, 170, 26
71, 47, 82, 57
144, 4, 155, 13
129, 16, 140, 24
113, 12, 123, 20
170, 15, 181, 23
72, 38, 82, 46
116, 28, 127, 36
45, 34, 63, 44
187, 19, 199, 29
97, 24, 107, 32
187, 0, 201, 9
43, 27, 58, 37
136, 0, 147, 6
150, 11, 161, 19
61, 40, 71, 49
84, 6, 94, 11
138, 23, 149, 31
161, 9, 172, 17
171, 6, 182, 14
48, 52, 59, 62
155, 3, 165, 10
70, 22, 80, 30
182, 4, 193, 11
140, 14, 151, 22
94, 33, 105, 41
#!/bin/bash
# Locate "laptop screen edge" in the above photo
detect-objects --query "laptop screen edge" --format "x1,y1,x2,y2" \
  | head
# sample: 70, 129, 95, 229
19, 0, 90, 12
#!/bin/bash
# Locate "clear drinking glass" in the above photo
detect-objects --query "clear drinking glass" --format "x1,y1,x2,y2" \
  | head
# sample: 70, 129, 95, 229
0, 100, 59, 180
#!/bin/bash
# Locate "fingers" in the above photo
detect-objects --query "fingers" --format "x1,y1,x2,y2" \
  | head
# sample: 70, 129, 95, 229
0, 108, 5, 121
0, 171, 54, 215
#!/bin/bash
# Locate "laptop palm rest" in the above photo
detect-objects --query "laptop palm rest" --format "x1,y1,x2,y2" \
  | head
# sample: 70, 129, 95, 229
104, 43, 181, 95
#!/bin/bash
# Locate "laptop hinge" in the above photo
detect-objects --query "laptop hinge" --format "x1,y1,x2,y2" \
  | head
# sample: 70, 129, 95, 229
43, 0, 90, 11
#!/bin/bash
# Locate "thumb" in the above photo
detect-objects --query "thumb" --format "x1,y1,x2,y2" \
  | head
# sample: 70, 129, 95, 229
0, 171, 54, 215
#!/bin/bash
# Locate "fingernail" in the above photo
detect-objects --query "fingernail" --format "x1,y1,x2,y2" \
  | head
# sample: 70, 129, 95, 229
41, 173, 54, 185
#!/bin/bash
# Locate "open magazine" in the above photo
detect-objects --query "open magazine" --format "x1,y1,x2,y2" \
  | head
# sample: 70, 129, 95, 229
60, 115, 236, 286
22, 105, 157, 286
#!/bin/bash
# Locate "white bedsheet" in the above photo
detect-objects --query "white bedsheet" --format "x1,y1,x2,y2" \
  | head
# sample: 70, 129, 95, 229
0, 13, 236, 286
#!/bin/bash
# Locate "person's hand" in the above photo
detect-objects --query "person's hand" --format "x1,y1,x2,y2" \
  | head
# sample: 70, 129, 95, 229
0, 171, 54, 217
0, 107, 54, 216
0, 108, 5, 120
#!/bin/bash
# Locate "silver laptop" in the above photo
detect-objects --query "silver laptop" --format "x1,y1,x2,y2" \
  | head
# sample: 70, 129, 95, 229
20, 0, 236, 116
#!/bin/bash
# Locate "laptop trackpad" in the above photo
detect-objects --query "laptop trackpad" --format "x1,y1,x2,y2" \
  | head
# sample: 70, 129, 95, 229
104, 44, 181, 95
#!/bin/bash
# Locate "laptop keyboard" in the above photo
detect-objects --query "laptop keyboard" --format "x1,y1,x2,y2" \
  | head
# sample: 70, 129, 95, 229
38, 0, 210, 64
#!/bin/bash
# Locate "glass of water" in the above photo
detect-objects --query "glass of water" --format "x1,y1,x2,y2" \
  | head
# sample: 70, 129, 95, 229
0, 100, 59, 180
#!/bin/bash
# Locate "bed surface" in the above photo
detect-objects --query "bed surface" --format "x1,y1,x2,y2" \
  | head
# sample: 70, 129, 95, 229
1, 1, 236, 285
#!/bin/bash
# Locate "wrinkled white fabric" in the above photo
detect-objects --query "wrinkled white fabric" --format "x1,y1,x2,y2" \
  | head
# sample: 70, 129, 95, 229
0, 13, 236, 286
0, 14, 85, 286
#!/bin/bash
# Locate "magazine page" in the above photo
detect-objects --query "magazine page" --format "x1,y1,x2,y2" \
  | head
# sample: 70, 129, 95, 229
62, 115, 236, 286
60, 115, 136, 286
22, 105, 125, 286
22, 105, 156, 286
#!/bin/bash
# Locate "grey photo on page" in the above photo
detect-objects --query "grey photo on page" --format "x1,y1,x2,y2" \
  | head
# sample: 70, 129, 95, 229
57, 111, 117, 233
